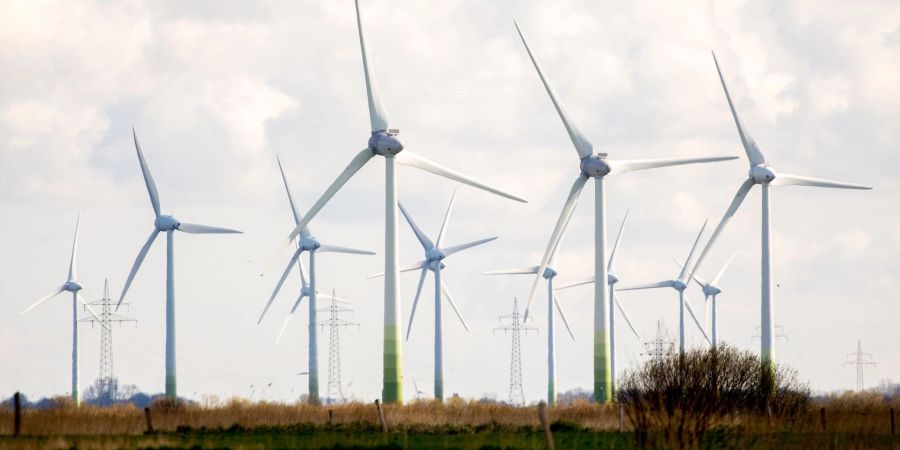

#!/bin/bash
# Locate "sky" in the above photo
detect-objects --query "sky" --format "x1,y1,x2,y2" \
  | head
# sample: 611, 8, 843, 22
1, 0, 898, 404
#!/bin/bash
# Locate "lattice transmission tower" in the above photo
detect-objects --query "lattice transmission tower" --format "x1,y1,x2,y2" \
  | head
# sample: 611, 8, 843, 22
317, 291, 358, 404
642, 321, 675, 359
79, 279, 136, 404
494, 298, 537, 406
844, 340, 876, 391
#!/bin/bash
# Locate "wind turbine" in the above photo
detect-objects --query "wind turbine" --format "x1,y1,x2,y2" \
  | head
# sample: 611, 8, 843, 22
258, 155, 374, 404
616, 222, 712, 354
118, 129, 242, 399
388, 190, 493, 401
688, 52, 872, 366
282, 0, 526, 403
676, 254, 735, 349
484, 258, 576, 406
20, 215, 103, 407
555, 210, 643, 393
514, 22, 737, 402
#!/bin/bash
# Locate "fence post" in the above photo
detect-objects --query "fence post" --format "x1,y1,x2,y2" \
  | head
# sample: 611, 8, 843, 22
328, 409, 334, 427
537, 401, 555, 450
144, 407, 154, 434
618, 404, 624, 432
375, 400, 388, 433
13, 392, 21, 437
891, 407, 895, 436
819, 407, 826, 432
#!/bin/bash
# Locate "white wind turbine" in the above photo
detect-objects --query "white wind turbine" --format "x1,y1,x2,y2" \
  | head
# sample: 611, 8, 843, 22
676, 254, 735, 349
282, 0, 525, 403
20, 215, 104, 407
554, 210, 643, 393
484, 257, 576, 406
390, 190, 493, 401
258, 155, 374, 404
616, 222, 712, 354
117, 129, 242, 399
514, 22, 737, 402
688, 52, 872, 366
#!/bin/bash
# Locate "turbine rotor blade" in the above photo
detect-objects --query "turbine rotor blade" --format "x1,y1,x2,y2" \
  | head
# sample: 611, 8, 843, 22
395, 151, 526, 203
770, 173, 872, 190
368, 259, 426, 279
523, 174, 588, 320
317, 244, 376, 255
514, 22, 593, 159
711, 52, 767, 165
555, 277, 594, 290
177, 223, 242, 234
259, 247, 303, 324
617, 280, 676, 291
441, 281, 469, 331
435, 188, 457, 248
118, 229, 160, 308
609, 156, 738, 175
354, 0, 391, 132
607, 209, 629, 272
553, 293, 576, 341
614, 293, 641, 341
20, 286, 66, 316
675, 258, 709, 288
711, 253, 737, 286
483, 266, 540, 275
442, 237, 497, 257
398, 202, 434, 250
318, 292, 353, 305
77, 293, 110, 331
275, 294, 306, 346
276, 154, 311, 237
132, 128, 161, 217
678, 220, 708, 282
689, 178, 754, 280
68, 214, 81, 281
684, 293, 712, 345
405, 267, 428, 340
286, 149, 376, 244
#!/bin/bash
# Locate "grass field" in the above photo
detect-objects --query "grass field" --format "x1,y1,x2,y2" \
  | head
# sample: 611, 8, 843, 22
0, 396, 897, 449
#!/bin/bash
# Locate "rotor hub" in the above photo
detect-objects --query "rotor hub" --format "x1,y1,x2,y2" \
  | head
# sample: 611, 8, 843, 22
155, 215, 180, 231
369, 130, 404, 156
749, 164, 777, 184
300, 237, 320, 251
673, 280, 687, 291
425, 248, 446, 261
580, 154, 611, 178
542, 266, 558, 279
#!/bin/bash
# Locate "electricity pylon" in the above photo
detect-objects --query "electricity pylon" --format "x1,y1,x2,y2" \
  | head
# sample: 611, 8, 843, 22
79, 279, 136, 405
844, 340, 876, 392
318, 291, 358, 404
494, 298, 537, 406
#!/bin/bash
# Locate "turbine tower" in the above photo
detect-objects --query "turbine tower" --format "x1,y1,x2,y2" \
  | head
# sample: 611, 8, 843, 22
283, 0, 526, 403
676, 254, 735, 349
394, 190, 494, 401
688, 53, 872, 369
555, 210, 643, 394
494, 298, 538, 406
617, 222, 711, 353
79, 279, 136, 405
514, 23, 737, 403
844, 341, 876, 392
318, 292, 358, 404
20, 215, 103, 407
259, 155, 374, 404
118, 129, 242, 399
484, 259, 576, 406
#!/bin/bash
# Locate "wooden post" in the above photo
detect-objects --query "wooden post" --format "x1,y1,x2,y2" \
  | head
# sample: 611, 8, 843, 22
375, 400, 388, 433
618, 404, 625, 432
328, 409, 334, 427
891, 407, 895, 436
144, 407, 154, 434
13, 392, 21, 437
819, 407, 826, 432
537, 401, 555, 450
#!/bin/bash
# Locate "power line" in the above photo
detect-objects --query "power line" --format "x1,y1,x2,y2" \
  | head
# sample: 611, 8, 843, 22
844, 340, 876, 392
78, 279, 136, 404
317, 291, 358, 404
494, 298, 537, 406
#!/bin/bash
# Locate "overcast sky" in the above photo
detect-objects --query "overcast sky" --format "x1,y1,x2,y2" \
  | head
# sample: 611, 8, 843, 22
1, 0, 897, 404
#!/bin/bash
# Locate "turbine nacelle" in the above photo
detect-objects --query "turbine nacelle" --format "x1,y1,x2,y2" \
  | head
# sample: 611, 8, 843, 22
749, 164, 777, 184
580, 154, 611, 178
607, 273, 619, 285
703, 285, 722, 297
368, 130, 403, 156
672, 279, 688, 291
155, 215, 180, 231
427, 260, 447, 272
425, 248, 446, 262
542, 266, 558, 280
64, 281, 83, 292
299, 236, 321, 251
